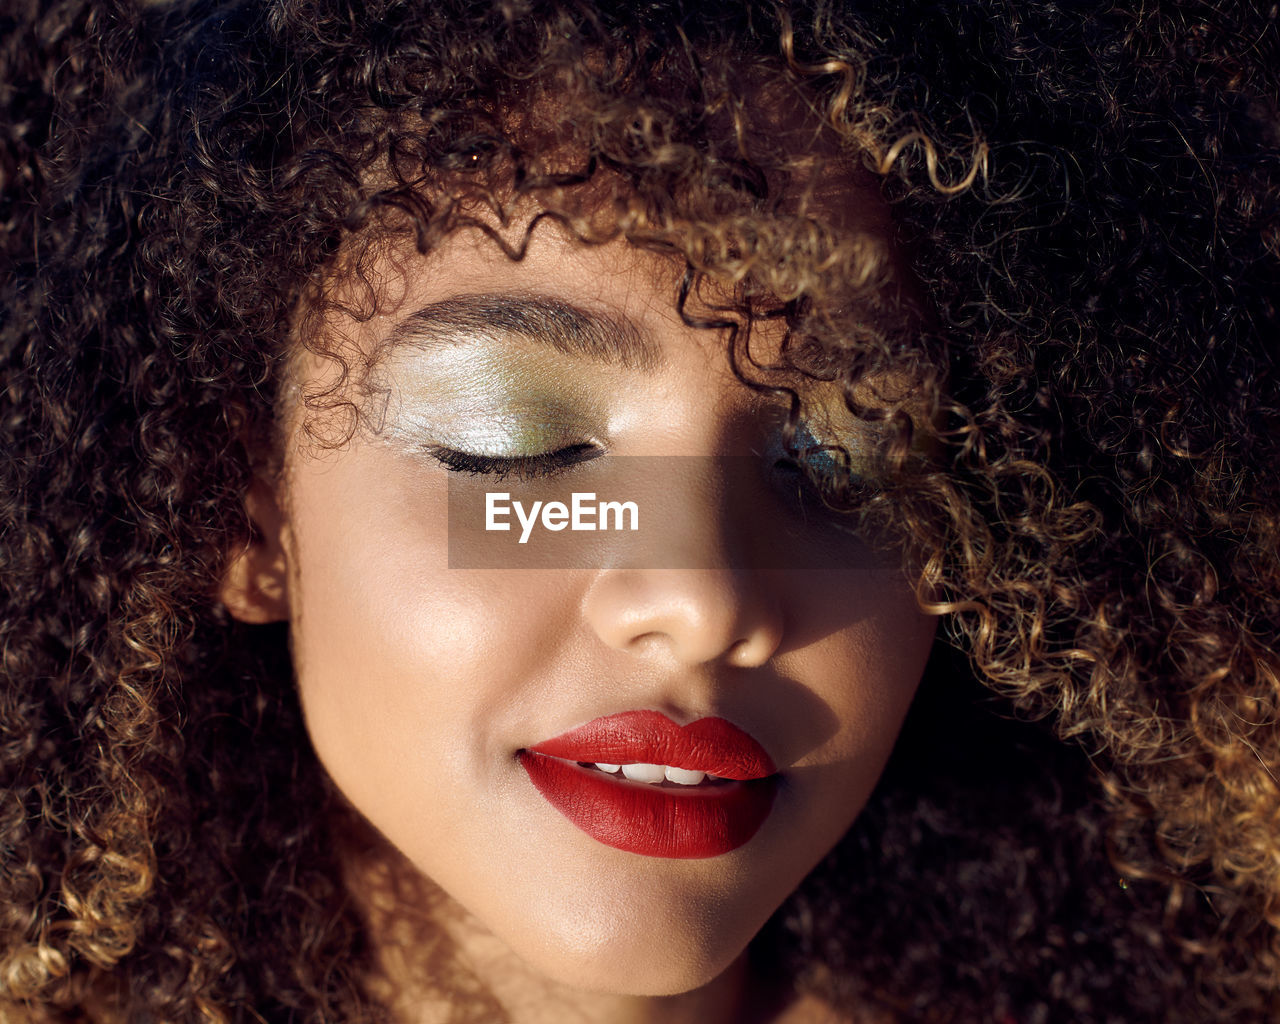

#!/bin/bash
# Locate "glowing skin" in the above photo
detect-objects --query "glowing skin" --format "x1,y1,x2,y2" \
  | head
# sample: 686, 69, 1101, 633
223, 215, 938, 1024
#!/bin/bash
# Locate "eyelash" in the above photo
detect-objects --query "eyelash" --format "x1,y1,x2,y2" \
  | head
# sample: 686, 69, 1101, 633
769, 427, 873, 510
424, 426, 860, 487
424, 442, 604, 481
774, 445, 849, 476
770, 422, 850, 472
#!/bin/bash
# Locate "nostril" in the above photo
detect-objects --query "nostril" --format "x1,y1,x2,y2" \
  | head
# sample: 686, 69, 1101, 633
582, 567, 786, 667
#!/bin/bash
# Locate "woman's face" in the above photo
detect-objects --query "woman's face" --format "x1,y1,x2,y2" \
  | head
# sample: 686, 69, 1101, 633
236, 212, 938, 997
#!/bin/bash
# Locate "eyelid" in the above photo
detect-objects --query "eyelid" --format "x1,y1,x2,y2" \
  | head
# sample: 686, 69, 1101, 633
424, 441, 604, 482
769, 418, 852, 465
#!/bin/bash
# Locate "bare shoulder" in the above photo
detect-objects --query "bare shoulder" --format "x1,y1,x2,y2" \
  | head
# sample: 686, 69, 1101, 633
775, 993, 846, 1023
0, 1004, 59, 1024
774, 992, 897, 1024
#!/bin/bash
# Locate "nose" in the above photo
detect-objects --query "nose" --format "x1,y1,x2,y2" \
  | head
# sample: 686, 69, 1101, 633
581, 567, 786, 667
579, 455, 787, 667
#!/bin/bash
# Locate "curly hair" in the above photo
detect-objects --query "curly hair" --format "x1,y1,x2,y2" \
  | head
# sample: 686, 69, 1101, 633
2, 0, 1278, 1021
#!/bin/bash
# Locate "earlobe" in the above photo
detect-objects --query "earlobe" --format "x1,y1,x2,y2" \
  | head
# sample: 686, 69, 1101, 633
220, 477, 291, 624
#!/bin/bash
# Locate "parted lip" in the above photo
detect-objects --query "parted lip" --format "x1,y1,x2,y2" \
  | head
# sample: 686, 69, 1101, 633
526, 709, 776, 780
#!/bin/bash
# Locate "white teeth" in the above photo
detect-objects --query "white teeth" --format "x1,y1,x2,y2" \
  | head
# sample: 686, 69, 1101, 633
620, 763, 667, 784
602, 763, 711, 785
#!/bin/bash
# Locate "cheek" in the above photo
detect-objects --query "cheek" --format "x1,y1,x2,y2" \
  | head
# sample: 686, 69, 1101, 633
827, 595, 938, 758
281, 444, 580, 840
766, 569, 937, 837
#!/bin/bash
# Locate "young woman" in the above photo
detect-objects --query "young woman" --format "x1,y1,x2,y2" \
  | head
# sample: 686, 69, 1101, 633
2, 1, 1277, 1021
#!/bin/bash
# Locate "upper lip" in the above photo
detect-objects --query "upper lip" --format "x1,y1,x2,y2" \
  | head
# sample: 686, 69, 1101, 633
526, 710, 776, 780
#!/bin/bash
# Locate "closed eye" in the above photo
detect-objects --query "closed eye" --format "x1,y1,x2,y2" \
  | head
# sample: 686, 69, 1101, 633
769, 420, 859, 480
766, 420, 875, 519
424, 442, 604, 482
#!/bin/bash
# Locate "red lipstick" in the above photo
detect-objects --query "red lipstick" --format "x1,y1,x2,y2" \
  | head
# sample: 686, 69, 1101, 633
518, 710, 778, 859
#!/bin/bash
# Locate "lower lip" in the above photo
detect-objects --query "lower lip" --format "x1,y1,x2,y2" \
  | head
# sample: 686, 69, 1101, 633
518, 752, 778, 858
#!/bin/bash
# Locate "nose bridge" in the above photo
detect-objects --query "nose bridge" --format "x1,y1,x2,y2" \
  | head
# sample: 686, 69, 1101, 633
581, 455, 785, 667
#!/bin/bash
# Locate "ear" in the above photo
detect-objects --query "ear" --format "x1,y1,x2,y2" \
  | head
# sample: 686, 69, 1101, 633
220, 476, 291, 623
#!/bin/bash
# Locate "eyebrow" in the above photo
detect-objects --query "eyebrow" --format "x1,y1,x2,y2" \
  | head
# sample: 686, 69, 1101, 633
387, 293, 663, 372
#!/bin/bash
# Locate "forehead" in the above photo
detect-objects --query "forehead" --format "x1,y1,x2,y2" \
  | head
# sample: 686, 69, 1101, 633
279, 69, 921, 440
279, 209, 924, 488
300, 209, 681, 360
319, 54, 897, 296
292, 174, 900, 396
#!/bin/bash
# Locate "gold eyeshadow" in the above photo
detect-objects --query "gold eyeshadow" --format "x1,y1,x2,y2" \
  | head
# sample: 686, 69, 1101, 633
365, 329, 933, 486
371, 346, 609, 458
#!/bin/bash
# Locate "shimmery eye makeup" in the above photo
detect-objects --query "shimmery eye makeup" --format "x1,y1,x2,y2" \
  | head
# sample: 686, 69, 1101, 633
766, 419, 852, 471
371, 342, 616, 458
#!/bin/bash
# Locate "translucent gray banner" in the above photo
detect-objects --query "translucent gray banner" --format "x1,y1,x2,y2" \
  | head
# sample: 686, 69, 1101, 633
446, 455, 889, 569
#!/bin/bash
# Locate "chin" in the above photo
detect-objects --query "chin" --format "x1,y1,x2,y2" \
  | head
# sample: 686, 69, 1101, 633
482, 871, 769, 997
514, 930, 743, 998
